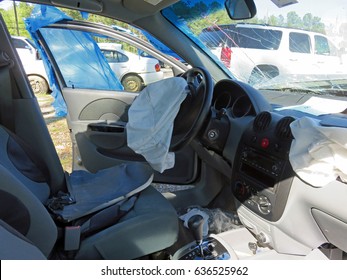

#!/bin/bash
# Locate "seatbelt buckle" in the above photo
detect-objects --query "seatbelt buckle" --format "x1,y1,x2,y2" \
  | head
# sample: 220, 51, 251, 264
46, 191, 75, 211
0, 51, 14, 68
64, 226, 81, 251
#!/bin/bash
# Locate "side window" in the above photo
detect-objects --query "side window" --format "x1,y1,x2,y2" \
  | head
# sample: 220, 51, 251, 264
39, 27, 172, 92
314, 35, 338, 56
289, 32, 311, 54
40, 28, 123, 91
236, 28, 282, 50
102, 50, 118, 62
116, 51, 129, 63
12, 38, 28, 49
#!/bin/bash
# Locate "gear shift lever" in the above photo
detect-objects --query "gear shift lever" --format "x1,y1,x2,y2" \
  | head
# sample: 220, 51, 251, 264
188, 215, 205, 258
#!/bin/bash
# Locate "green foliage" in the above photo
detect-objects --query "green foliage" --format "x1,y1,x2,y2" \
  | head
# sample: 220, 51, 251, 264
174, 2, 326, 36
0, 2, 33, 37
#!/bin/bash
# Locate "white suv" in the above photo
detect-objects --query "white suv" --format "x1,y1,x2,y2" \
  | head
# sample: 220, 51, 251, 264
200, 24, 346, 86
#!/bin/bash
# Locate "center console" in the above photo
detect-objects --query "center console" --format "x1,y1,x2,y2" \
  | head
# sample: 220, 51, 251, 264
172, 214, 231, 260
232, 111, 295, 221
172, 236, 231, 260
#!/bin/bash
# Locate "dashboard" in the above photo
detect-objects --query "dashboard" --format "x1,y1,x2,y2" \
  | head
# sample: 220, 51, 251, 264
198, 78, 347, 255
202, 79, 296, 221
231, 111, 295, 221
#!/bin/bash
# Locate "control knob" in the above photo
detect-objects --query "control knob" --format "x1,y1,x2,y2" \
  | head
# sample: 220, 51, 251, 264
257, 195, 271, 214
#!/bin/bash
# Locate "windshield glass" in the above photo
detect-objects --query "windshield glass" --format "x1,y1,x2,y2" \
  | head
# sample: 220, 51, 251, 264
163, 0, 347, 108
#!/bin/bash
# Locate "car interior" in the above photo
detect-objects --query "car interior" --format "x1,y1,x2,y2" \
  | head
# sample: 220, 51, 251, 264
1, 0, 347, 261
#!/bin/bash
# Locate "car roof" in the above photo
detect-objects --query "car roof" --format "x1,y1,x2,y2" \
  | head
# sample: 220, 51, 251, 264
11, 35, 28, 39
204, 23, 329, 37
98, 42, 123, 51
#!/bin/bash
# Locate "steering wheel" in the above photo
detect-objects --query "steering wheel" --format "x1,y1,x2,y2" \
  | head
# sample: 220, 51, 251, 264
170, 67, 214, 152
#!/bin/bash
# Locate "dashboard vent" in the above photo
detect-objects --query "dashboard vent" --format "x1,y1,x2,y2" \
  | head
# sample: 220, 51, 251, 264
253, 111, 271, 132
275, 117, 295, 139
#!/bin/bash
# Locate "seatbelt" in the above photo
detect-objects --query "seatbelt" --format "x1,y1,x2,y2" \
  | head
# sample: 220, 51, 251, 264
0, 51, 15, 132
191, 140, 233, 179
63, 195, 138, 251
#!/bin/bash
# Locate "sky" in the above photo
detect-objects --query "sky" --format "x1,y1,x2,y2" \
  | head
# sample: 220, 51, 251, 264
255, 0, 347, 24
0, 0, 12, 10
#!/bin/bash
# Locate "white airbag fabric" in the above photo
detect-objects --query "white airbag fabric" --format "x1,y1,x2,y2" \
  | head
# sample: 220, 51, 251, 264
127, 77, 189, 172
289, 117, 347, 187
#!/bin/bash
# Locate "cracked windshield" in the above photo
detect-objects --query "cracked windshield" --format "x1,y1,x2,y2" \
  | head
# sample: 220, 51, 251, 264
164, 0, 347, 111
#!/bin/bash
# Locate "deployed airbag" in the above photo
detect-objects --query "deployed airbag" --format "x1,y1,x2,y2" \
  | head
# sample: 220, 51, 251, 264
127, 77, 189, 172
289, 117, 347, 187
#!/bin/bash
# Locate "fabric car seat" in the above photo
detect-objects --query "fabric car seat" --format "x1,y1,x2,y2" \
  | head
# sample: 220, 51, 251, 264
0, 125, 179, 259
0, 19, 179, 259
0, 219, 46, 260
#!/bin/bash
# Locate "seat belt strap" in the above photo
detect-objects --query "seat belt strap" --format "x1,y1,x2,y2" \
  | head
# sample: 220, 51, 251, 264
63, 195, 138, 251
0, 51, 15, 131
191, 140, 232, 179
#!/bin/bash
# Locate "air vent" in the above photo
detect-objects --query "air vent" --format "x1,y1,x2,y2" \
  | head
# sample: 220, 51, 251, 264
275, 116, 295, 139
253, 111, 272, 132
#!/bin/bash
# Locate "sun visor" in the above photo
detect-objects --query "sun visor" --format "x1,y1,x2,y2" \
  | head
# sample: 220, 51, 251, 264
126, 77, 189, 173
289, 117, 347, 187
25, 5, 123, 116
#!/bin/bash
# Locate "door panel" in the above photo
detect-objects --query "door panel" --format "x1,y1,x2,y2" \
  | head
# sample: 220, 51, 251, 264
36, 21, 197, 185
63, 87, 199, 184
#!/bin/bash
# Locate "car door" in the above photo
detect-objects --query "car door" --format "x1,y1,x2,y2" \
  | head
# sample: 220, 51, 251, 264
103, 49, 130, 78
33, 20, 197, 185
287, 31, 315, 75
313, 35, 343, 74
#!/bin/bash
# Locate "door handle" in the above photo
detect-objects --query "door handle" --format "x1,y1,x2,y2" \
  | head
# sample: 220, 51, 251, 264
88, 123, 125, 133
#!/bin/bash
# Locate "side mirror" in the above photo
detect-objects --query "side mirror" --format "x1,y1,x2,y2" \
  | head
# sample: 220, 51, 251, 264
25, 45, 33, 54
225, 0, 256, 20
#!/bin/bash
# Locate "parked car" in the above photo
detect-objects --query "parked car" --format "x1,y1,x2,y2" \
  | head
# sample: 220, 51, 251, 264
98, 43, 164, 92
199, 23, 346, 85
1, 0, 347, 268
12, 35, 50, 94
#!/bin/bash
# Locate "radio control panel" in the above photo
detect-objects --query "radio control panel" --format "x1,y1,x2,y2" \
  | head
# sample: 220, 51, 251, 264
232, 112, 295, 221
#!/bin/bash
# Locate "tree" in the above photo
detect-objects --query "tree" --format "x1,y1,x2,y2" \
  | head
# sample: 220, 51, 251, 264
287, 11, 302, 28
267, 15, 279, 26
172, 2, 191, 20
303, 13, 314, 30
302, 13, 325, 33
209, 1, 221, 12
277, 15, 285, 26
311, 15, 325, 33
0, 2, 33, 37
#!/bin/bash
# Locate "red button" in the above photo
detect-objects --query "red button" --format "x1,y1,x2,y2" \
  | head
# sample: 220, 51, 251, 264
261, 138, 270, 149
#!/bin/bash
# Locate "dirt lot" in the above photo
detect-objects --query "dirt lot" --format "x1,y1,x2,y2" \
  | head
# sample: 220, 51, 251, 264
36, 93, 72, 173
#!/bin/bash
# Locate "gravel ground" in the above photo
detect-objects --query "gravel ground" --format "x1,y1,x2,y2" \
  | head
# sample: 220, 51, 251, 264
37, 93, 72, 173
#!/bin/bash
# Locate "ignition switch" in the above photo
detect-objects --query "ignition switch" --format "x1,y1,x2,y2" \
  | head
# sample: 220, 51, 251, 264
207, 129, 219, 140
